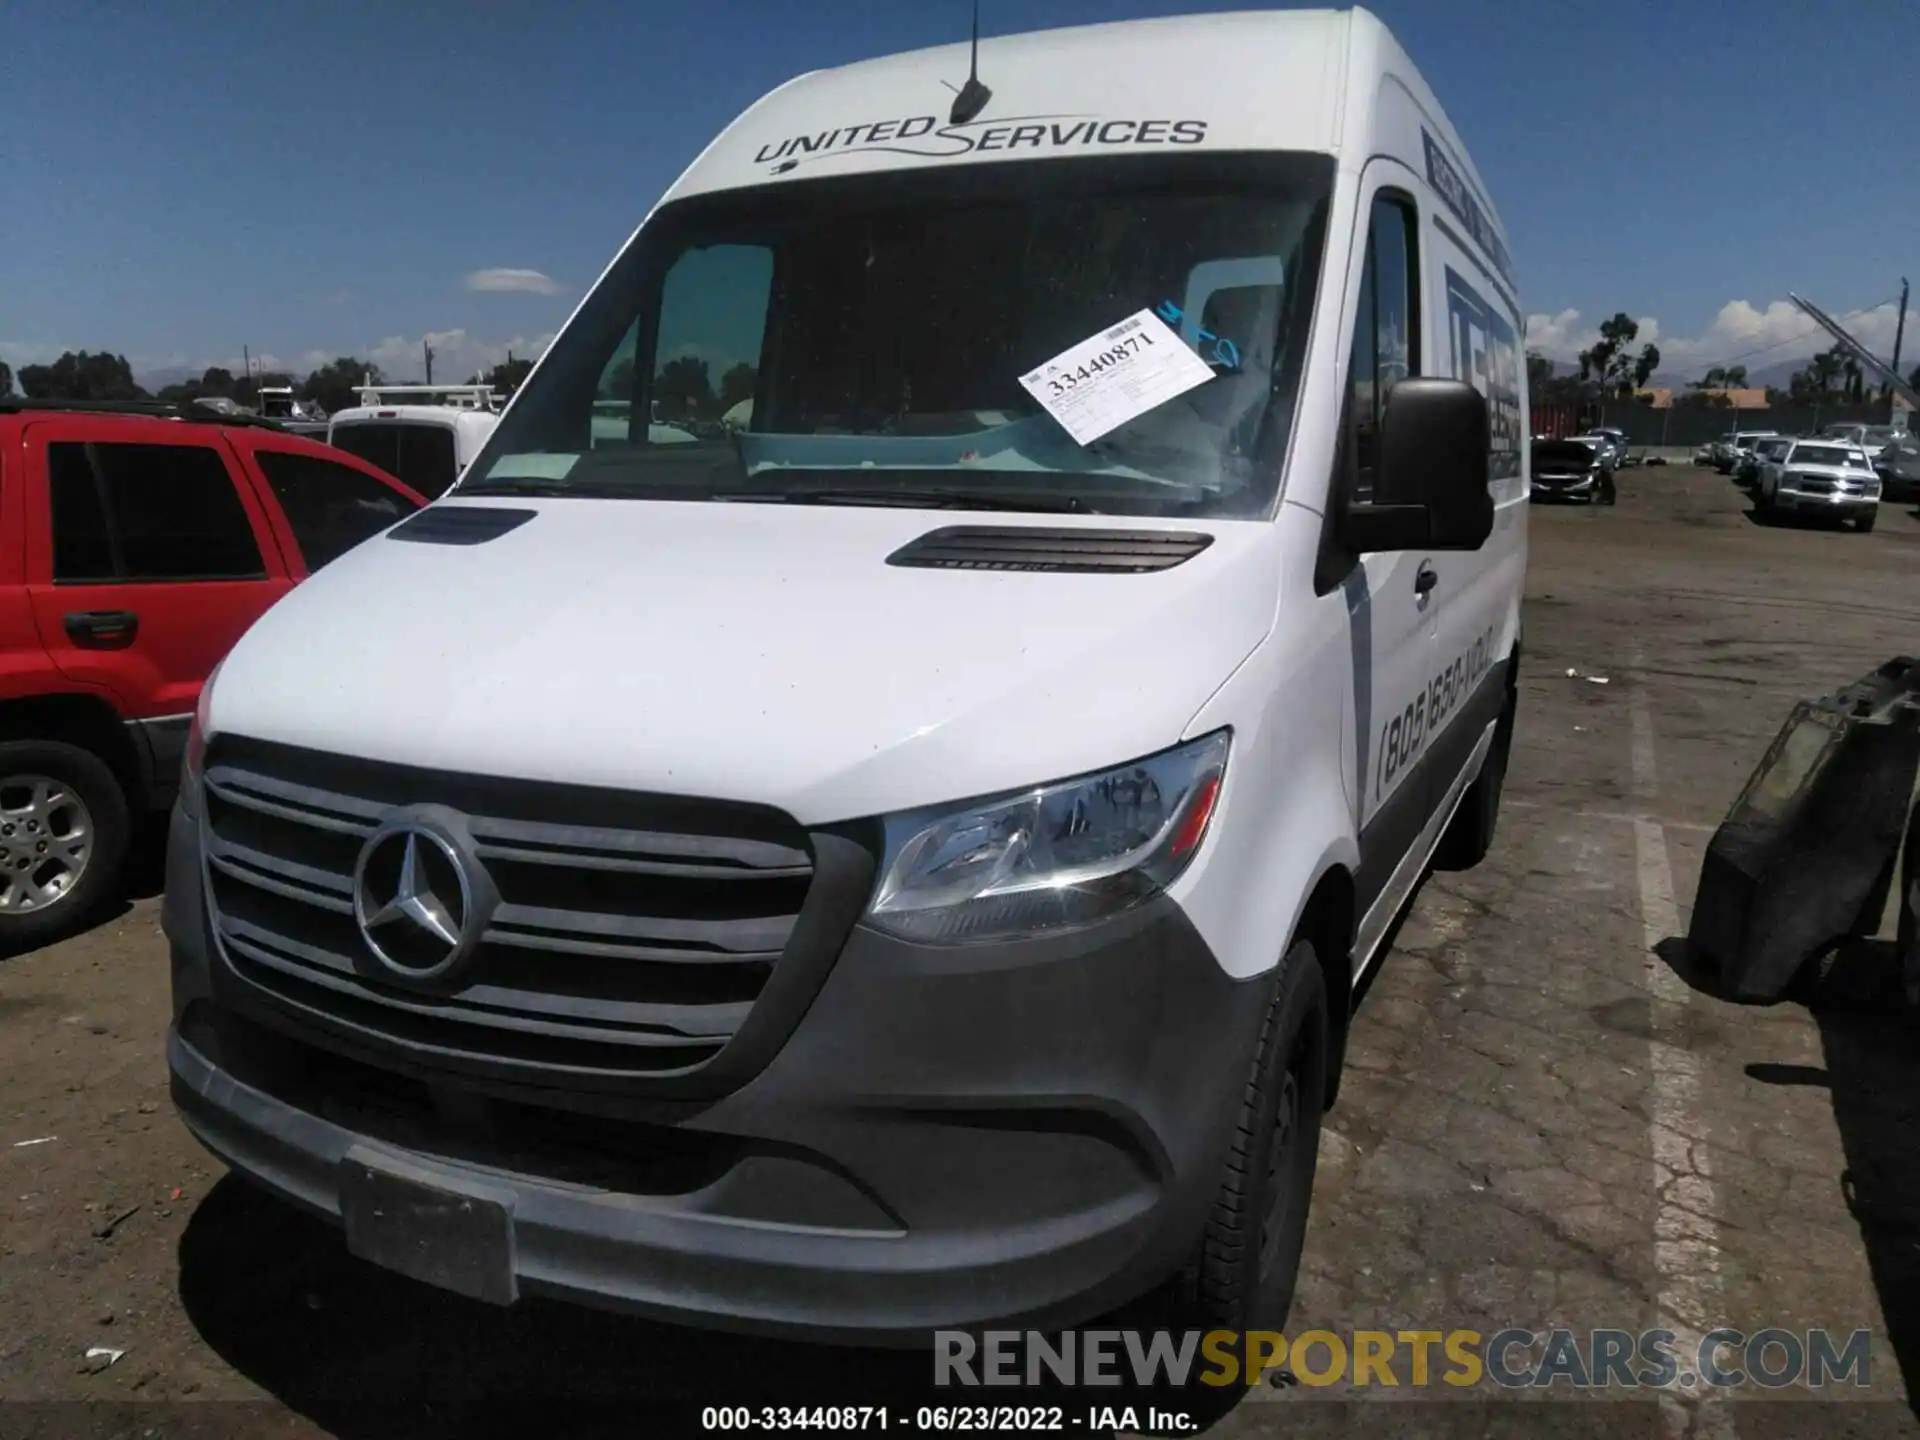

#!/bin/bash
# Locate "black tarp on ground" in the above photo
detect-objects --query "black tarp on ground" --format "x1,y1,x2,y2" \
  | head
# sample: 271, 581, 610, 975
1689, 656, 1920, 1001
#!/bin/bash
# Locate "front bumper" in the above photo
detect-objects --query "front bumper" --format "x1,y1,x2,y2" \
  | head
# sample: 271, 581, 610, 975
162, 793, 1269, 1342
1773, 490, 1878, 516
1531, 478, 1598, 500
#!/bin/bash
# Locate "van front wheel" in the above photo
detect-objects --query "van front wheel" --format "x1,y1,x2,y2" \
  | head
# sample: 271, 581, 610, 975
1435, 673, 1517, 871
1176, 938, 1329, 1334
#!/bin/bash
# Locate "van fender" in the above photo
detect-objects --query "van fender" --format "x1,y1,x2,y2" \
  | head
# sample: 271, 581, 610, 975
1171, 615, 1360, 992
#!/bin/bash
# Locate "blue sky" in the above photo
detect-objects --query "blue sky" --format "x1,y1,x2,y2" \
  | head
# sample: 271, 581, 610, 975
5, 0, 1916, 385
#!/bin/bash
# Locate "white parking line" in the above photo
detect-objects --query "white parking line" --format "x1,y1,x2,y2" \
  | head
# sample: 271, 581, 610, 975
1629, 681, 1735, 1440
1508, 800, 1717, 834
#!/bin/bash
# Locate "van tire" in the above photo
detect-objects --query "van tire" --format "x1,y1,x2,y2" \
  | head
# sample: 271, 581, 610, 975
1434, 677, 1516, 872
1175, 938, 1329, 1334
0, 741, 130, 955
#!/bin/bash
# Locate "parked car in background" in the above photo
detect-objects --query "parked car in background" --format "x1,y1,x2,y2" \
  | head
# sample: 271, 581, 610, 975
1873, 431, 1920, 504
1755, 440, 1881, 531
1532, 437, 1615, 505
0, 399, 426, 945
257, 386, 330, 439
1571, 430, 1627, 470
1817, 422, 1898, 463
1586, 427, 1632, 467
327, 384, 501, 500
1715, 430, 1781, 475
1736, 436, 1793, 487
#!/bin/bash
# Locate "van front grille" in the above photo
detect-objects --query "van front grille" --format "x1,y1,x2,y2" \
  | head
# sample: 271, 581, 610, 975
198, 736, 844, 1088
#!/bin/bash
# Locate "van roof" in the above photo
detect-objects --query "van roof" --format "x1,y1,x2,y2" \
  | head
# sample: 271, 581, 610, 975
663, 8, 1506, 266
330, 405, 499, 431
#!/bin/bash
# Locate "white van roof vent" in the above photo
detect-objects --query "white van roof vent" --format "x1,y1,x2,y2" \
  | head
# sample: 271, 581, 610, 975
886, 527, 1214, 574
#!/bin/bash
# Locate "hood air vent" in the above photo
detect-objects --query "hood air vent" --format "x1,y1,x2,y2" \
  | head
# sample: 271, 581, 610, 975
388, 506, 537, 546
886, 526, 1214, 574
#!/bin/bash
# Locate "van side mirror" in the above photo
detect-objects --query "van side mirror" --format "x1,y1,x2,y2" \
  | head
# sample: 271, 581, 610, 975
1338, 378, 1494, 554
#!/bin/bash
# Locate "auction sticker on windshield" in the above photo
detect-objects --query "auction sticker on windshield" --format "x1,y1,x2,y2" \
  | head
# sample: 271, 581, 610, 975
1019, 309, 1216, 446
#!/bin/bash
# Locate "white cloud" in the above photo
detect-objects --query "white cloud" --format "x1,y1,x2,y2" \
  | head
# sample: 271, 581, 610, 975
465, 267, 562, 296
1653, 299, 1915, 376
366, 329, 556, 383
1524, 309, 1659, 365
1527, 297, 1917, 379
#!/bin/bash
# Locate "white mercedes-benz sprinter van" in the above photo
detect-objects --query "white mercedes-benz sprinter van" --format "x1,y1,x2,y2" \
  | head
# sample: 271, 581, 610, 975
166, 6, 1527, 1340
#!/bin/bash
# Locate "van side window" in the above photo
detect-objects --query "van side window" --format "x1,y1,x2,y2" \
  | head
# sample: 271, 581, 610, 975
1346, 196, 1419, 502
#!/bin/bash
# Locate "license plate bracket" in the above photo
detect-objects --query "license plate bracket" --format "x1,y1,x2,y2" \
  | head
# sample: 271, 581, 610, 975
340, 1146, 518, 1306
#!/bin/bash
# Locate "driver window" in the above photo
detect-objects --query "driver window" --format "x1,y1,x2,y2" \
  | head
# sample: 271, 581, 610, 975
1346, 195, 1420, 502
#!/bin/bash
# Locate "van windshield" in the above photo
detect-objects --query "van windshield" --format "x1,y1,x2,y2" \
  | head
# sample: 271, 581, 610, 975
460, 154, 1335, 518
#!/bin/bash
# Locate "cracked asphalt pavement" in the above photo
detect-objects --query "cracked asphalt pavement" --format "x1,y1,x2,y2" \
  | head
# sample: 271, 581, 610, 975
1, 466, 1918, 1439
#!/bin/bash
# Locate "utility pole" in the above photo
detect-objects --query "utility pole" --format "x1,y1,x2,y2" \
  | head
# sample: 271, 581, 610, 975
1890, 277, 1909, 424
243, 345, 251, 383
424, 339, 435, 386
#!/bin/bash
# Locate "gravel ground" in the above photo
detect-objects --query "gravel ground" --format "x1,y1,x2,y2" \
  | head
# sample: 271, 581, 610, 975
2, 467, 1918, 1440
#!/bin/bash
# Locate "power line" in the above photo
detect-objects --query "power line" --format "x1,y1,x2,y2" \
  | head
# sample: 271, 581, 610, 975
1685, 293, 1903, 377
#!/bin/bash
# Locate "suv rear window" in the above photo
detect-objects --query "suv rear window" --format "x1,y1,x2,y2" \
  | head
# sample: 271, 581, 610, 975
49, 441, 265, 582
330, 422, 458, 499
254, 450, 419, 570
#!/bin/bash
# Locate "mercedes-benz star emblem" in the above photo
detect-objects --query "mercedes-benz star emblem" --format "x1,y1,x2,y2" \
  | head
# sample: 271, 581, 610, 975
352, 816, 492, 984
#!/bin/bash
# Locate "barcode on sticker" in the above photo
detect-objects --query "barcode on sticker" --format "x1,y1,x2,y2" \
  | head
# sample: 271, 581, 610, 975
1103, 316, 1143, 340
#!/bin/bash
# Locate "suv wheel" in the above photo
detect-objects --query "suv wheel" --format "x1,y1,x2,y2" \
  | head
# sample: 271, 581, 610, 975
1855, 510, 1878, 534
1174, 938, 1329, 1334
0, 741, 130, 952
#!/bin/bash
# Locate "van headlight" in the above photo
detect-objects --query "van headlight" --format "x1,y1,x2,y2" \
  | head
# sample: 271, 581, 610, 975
866, 731, 1230, 944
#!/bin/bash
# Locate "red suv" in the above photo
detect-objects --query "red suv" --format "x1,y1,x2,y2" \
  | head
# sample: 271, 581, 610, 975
0, 401, 427, 947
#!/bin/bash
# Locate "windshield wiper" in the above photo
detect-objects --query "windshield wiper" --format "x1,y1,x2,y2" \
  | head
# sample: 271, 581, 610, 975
715, 488, 1095, 513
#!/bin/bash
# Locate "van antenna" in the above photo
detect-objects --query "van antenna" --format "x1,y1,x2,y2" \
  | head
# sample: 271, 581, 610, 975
947, 0, 991, 125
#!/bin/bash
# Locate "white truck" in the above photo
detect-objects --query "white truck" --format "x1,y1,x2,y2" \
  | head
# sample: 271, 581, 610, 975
167, 5, 1528, 1340
326, 384, 502, 499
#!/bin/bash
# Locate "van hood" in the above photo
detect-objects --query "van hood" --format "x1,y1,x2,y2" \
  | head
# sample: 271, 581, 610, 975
211, 499, 1280, 824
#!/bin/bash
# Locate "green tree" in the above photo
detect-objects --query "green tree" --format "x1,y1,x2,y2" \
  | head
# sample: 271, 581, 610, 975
0, 361, 12, 399
1678, 389, 1733, 409
599, 355, 636, 401
478, 356, 535, 395
1689, 364, 1748, 392
17, 351, 146, 401
299, 357, 383, 415
1789, 345, 1849, 401
717, 362, 758, 416
654, 355, 713, 419
1577, 313, 1660, 398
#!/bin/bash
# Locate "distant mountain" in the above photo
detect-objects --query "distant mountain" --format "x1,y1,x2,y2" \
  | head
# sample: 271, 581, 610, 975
1744, 358, 1808, 390
1646, 356, 1811, 392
